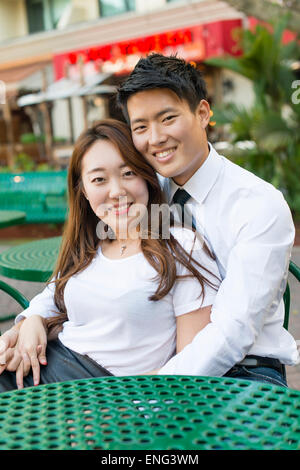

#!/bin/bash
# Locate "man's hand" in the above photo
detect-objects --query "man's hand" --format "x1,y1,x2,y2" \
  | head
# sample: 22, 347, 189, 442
0, 346, 23, 375
143, 369, 159, 375
0, 320, 25, 374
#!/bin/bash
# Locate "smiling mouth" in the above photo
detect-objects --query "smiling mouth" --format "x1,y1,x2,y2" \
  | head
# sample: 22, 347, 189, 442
154, 147, 177, 162
112, 203, 133, 215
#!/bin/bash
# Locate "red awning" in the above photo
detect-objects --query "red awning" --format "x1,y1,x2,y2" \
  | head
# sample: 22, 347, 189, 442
53, 19, 242, 80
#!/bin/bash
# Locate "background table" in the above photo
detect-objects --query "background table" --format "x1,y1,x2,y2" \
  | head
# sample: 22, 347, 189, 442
0, 236, 61, 282
0, 375, 299, 450
0, 210, 26, 229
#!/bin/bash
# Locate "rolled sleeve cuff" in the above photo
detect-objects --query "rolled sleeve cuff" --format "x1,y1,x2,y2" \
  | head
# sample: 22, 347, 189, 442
15, 306, 59, 324
158, 322, 242, 376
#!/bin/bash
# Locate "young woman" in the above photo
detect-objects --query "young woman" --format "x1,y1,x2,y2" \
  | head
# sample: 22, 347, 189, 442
0, 119, 220, 391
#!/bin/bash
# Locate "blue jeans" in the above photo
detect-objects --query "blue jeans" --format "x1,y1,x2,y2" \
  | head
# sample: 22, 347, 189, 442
224, 365, 288, 387
0, 339, 113, 393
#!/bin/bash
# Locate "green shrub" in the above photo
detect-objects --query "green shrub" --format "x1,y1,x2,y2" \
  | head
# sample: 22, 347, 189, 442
20, 133, 45, 144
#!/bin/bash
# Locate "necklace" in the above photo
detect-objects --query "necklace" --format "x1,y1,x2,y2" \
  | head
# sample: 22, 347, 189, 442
120, 239, 140, 256
109, 237, 140, 256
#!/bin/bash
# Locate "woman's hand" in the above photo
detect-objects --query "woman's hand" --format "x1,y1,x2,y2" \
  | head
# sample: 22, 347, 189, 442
16, 315, 48, 389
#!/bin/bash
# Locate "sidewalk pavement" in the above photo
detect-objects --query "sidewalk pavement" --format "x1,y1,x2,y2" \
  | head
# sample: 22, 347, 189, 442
0, 242, 300, 390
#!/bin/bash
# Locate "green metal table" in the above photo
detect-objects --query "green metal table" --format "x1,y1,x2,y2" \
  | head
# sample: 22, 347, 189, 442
0, 375, 299, 450
0, 236, 61, 282
0, 210, 26, 229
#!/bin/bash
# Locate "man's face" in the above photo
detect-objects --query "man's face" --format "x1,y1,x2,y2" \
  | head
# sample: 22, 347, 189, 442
127, 88, 210, 186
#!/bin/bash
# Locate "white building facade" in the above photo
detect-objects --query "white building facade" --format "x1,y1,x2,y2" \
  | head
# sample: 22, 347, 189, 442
0, 0, 254, 163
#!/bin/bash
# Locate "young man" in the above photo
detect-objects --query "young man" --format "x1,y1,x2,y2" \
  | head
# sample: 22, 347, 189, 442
116, 53, 299, 386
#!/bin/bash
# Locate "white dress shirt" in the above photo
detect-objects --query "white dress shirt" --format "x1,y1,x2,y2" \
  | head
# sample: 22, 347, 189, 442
159, 143, 299, 376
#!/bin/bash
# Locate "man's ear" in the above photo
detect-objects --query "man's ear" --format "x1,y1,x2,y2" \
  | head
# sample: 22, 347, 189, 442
195, 100, 211, 129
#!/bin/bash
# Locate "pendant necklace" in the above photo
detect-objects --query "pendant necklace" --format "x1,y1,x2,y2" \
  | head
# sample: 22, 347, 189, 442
120, 244, 127, 256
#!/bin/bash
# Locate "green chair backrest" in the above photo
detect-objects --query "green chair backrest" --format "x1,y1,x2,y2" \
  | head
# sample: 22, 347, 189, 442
0, 280, 29, 333
283, 261, 300, 330
0, 171, 67, 195
0, 171, 68, 224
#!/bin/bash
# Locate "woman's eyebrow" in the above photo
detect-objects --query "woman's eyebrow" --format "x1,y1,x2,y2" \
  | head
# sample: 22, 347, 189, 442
87, 163, 128, 174
87, 167, 105, 174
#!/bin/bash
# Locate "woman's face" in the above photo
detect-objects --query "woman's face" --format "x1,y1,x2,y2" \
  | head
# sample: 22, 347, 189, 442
81, 139, 149, 238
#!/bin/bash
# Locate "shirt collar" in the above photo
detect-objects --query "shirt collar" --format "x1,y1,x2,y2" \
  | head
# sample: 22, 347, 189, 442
169, 143, 223, 204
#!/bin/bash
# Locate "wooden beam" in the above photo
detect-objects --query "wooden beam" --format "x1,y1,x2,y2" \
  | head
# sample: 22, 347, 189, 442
40, 68, 54, 164
38, 101, 54, 164
64, 62, 75, 143
2, 101, 15, 167
78, 55, 88, 130
24, 106, 45, 163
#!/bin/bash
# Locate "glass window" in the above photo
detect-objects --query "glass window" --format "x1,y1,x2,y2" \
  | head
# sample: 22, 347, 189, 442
26, 0, 70, 33
26, 0, 45, 33
51, 0, 71, 28
99, 0, 135, 18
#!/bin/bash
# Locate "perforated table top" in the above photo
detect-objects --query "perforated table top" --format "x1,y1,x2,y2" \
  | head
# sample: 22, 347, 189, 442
0, 375, 299, 450
0, 236, 61, 282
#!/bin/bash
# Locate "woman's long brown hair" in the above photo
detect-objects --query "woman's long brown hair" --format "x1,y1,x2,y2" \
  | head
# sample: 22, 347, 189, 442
47, 119, 218, 330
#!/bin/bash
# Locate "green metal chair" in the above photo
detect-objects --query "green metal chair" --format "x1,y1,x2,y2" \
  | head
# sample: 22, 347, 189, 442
0, 171, 68, 224
283, 261, 300, 330
0, 280, 29, 334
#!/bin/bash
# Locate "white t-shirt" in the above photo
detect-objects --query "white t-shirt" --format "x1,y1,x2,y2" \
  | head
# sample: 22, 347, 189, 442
17, 226, 220, 376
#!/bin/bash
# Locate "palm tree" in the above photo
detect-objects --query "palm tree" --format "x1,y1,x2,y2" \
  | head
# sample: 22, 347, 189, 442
223, 0, 300, 34
205, 17, 300, 218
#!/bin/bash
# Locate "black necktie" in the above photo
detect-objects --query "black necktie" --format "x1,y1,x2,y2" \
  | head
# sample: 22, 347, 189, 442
172, 188, 196, 229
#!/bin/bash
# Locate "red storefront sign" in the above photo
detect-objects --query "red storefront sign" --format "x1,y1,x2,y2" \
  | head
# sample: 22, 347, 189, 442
53, 19, 242, 81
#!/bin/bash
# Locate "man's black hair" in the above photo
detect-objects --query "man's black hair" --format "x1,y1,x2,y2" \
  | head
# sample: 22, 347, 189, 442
116, 53, 208, 123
